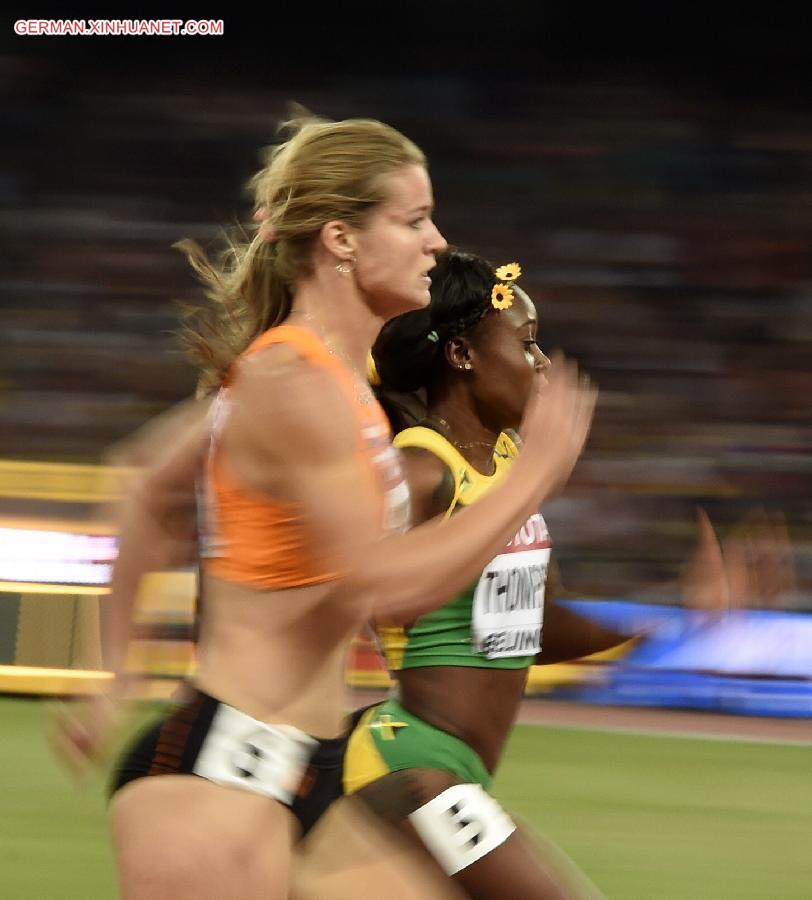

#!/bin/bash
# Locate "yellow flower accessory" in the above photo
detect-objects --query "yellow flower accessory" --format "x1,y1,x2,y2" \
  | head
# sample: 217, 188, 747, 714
491, 284, 515, 310
490, 261, 522, 310
495, 262, 522, 281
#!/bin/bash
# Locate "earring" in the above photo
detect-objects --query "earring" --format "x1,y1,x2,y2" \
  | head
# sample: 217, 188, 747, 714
336, 255, 356, 274
463, 362, 472, 370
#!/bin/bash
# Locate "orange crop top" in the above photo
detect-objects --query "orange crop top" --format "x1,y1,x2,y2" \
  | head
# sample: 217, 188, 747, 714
199, 325, 410, 589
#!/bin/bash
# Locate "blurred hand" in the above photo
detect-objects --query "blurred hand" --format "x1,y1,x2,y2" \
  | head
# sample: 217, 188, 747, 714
50, 692, 123, 776
722, 508, 797, 610
681, 508, 729, 616
681, 507, 797, 617
519, 352, 597, 499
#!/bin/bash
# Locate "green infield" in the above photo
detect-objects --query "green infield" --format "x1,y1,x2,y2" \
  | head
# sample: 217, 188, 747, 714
492, 725, 811, 899
0, 698, 809, 899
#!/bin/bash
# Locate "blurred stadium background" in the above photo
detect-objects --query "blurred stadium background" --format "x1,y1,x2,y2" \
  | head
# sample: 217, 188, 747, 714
1, 12, 810, 898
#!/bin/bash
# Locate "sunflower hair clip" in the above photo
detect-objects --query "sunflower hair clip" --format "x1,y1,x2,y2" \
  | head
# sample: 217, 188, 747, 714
491, 262, 522, 310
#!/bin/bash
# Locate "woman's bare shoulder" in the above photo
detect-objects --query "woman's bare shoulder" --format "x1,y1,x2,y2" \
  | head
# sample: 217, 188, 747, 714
398, 445, 456, 524
228, 345, 359, 462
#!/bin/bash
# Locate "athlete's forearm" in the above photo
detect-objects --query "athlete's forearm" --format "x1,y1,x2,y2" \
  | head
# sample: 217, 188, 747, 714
102, 483, 195, 695
101, 413, 205, 691
358, 456, 558, 620
100, 493, 158, 694
536, 600, 635, 664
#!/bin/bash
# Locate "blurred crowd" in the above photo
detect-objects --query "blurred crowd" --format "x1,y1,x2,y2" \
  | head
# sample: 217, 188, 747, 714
2, 50, 810, 606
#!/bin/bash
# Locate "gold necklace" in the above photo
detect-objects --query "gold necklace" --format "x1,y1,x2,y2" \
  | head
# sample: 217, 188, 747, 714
296, 312, 374, 405
430, 416, 497, 452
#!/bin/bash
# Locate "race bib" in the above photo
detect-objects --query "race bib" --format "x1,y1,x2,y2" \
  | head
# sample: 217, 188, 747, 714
408, 784, 516, 874
472, 513, 551, 659
193, 703, 318, 803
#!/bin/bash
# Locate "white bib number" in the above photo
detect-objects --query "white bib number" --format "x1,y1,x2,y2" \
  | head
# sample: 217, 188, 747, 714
408, 784, 516, 874
472, 547, 549, 658
193, 704, 317, 804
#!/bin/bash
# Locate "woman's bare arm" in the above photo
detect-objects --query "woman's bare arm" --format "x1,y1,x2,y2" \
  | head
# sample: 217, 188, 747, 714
101, 412, 208, 688
227, 350, 596, 622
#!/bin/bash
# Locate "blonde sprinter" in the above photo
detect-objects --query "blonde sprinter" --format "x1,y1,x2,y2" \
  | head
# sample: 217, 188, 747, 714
58, 115, 596, 900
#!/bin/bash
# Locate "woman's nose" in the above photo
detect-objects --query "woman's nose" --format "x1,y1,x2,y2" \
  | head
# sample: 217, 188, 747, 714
535, 348, 551, 373
427, 220, 447, 253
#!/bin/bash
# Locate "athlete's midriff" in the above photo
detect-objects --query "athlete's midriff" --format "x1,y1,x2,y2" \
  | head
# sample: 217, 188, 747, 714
397, 665, 529, 774
194, 575, 361, 738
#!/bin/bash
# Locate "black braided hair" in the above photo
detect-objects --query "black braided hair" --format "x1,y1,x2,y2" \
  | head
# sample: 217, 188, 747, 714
372, 249, 495, 393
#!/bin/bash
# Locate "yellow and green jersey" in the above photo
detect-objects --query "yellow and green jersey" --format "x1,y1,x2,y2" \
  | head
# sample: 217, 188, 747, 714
377, 427, 551, 672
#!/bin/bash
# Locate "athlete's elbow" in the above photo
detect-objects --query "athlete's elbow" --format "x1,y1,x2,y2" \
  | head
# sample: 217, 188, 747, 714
370, 577, 443, 621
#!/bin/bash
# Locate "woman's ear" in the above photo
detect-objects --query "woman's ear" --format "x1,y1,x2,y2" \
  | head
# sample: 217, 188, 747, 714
320, 220, 358, 260
446, 337, 473, 372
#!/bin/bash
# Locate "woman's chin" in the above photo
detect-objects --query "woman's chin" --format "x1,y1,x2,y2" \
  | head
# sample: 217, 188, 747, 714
374, 288, 431, 322
409, 287, 432, 310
